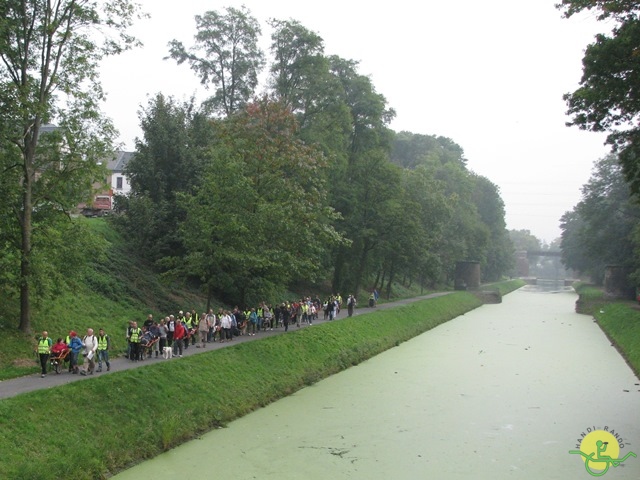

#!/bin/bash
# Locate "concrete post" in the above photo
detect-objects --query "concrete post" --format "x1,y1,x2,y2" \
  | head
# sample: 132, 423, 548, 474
455, 261, 481, 290
604, 265, 635, 300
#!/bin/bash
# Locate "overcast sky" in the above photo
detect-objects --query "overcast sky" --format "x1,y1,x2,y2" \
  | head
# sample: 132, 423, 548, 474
99, 0, 612, 244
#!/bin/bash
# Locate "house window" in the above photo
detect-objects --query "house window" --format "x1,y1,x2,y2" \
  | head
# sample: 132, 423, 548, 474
116, 176, 123, 189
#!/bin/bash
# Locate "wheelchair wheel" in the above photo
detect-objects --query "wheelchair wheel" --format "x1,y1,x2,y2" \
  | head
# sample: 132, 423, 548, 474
53, 360, 61, 374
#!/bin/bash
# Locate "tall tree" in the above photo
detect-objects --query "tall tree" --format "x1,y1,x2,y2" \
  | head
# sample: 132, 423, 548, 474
322, 56, 398, 294
509, 229, 542, 252
470, 174, 514, 281
559, 1, 640, 193
268, 19, 325, 112
118, 94, 211, 262
560, 154, 640, 282
167, 5, 265, 117
390, 132, 467, 169
267, 19, 352, 164
0, 0, 142, 332
176, 98, 343, 306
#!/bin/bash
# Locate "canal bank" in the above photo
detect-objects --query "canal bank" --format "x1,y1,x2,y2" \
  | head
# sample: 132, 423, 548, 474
112, 286, 640, 480
0, 289, 487, 480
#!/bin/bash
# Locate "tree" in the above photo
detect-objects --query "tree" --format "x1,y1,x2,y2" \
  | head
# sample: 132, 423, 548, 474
390, 132, 467, 170
177, 98, 343, 306
509, 229, 542, 252
559, 1, 640, 193
470, 174, 514, 281
167, 5, 265, 117
560, 154, 640, 282
267, 19, 353, 164
320, 56, 398, 294
268, 19, 325, 112
0, 0, 142, 332
117, 94, 211, 262
377, 166, 452, 295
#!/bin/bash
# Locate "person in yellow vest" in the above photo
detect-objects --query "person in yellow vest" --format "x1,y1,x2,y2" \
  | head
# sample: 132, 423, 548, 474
256, 306, 264, 331
127, 321, 142, 361
190, 309, 199, 345
96, 328, 111, 372
37, 331, 52, 378
183, 311, 193, 350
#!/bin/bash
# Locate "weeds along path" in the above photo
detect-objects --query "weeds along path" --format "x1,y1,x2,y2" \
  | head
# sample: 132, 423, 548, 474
0, 292, 451, 400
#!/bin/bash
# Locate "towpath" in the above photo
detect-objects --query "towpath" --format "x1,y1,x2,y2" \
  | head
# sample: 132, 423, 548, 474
0, 292, 450, 400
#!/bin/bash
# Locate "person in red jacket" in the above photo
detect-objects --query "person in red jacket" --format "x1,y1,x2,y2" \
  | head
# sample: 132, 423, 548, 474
172, 318, 186, 357
51, 337, 69, 356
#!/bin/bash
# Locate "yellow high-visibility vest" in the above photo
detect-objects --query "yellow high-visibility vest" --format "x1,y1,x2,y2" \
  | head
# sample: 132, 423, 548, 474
98, 335, 109, 350
38, 338, 51, 354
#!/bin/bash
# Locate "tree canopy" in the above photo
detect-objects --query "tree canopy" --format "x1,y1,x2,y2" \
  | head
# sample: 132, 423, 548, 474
0, 6, 517, 322
0, 0, 143, 332
167, 5, 265, 118
559, 0, 640, 193
560, 154, 640, 282
109, 8, 517, 306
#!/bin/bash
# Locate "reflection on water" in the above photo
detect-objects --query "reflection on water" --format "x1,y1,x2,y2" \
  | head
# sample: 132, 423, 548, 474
522, 278, 574, 293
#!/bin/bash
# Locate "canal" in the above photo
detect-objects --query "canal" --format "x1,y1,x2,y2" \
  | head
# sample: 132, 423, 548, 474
113, 286, 640, 479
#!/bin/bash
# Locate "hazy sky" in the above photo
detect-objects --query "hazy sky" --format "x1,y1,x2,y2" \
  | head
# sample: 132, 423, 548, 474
99, 0, 613, 243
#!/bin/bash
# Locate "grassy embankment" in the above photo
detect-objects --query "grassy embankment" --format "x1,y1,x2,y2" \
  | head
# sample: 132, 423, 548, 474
0, 217, 437, 381
574, 282, 640, 378
0, 218, 210, 381
0, 280, 523, 480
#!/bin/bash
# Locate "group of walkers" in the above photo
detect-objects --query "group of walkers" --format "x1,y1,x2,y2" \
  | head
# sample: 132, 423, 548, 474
35, 293, 360, 376
36, 328, 111, 378
126, 294, 358, 360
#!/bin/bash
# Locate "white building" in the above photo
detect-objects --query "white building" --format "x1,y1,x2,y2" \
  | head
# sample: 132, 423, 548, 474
107, 151, 134, 199
80, 151, 134, 213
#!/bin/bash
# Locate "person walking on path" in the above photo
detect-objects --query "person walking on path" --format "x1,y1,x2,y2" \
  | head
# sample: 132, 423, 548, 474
220, 310, 232, 342
368, 291, 375, 307
197, 312, 210, 348
127, 321, 142, 362
37, 331, 52, 378
80, 328, 98, 376
347, 295, 357, 317
205, 309, 216, 343
167, 315, 176, 347
248, 308, 258, 336
173, 318, 186, 357
67, 331, 84, 374
158, 318, 168, 355
288, 304, 297, 332
96, 328, 111, 372
183, 311, 193, 350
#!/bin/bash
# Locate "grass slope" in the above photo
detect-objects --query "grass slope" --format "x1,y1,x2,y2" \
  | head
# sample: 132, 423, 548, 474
0, 218, 209, 380
575, 283, 640, 378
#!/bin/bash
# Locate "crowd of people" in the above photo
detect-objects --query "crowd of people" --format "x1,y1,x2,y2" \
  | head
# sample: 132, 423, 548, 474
126, 294, 357, 360
36, 328, 111, 378
35, 293, 361, 376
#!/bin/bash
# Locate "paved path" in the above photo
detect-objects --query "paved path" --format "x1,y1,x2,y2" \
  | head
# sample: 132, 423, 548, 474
0, 292, 450, 400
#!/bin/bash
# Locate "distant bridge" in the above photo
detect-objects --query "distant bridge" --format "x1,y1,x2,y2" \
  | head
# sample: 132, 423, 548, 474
525, 250, 561, 258
515, 250, 562, 277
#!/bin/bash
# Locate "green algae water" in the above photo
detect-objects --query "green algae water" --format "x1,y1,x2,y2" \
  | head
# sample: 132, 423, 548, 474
112, 287, 640, 479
